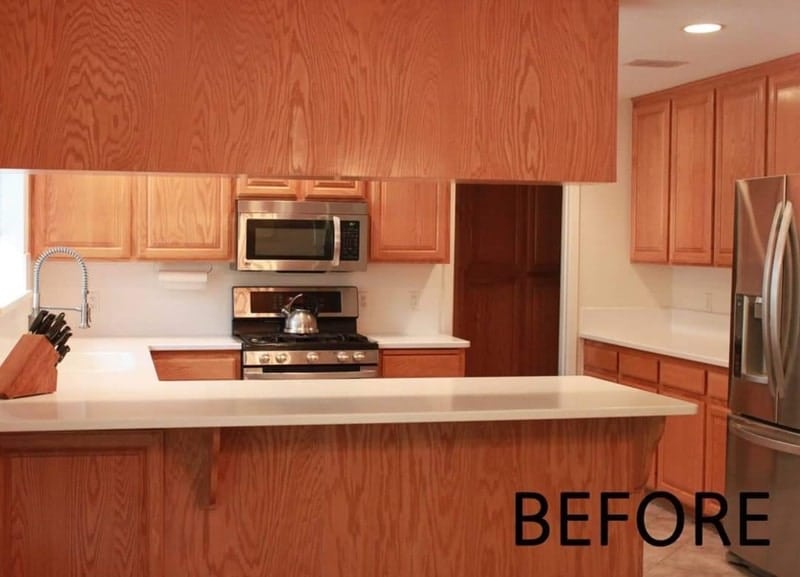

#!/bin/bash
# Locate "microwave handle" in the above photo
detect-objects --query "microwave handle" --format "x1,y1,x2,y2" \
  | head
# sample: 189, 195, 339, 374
332, 216, 341, 267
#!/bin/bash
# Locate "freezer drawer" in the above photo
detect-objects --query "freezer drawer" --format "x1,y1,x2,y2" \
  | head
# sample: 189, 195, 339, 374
725, 415, 800, 577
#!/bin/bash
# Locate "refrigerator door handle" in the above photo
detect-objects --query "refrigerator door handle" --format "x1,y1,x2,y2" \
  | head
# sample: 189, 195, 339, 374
770, 201, 794, 398
781, 208, 800, 398
763, 203, 784, 400
730, 416, 800, 456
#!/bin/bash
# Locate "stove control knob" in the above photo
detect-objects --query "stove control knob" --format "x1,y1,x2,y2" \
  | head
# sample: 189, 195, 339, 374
275, 352, 289, 364
352, 351, 366, 362
306, 352, 319, 363
259, 353, 271, 364
336, 351, 351, 363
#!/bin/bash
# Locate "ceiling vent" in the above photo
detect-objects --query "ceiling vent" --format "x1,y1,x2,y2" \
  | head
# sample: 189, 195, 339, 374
626, 59, 688, 68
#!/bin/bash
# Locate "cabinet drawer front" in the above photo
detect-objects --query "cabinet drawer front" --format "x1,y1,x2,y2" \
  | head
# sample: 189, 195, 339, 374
660, 360, 706, 395
380, 350, 465, 378
707, 369, 729, 404
619, 351, 658, 384
583, 341, 618, 374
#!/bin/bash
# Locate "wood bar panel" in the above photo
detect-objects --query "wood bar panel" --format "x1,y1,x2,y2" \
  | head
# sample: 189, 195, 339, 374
0, 0, 617, 181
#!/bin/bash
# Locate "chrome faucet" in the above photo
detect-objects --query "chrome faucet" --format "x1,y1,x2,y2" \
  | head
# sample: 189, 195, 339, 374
30, 247, 91, 329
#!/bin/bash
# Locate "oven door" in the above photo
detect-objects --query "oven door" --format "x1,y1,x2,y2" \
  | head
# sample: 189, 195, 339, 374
237, 212, 341, 272
242, 366, 379, 379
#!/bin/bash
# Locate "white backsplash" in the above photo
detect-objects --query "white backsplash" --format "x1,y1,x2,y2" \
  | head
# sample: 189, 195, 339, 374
671, 266, 733, 315
32, 261, 453, 337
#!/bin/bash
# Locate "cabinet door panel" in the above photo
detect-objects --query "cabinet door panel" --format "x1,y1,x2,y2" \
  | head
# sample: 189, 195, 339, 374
235, 176, 299, 199
151, 350, 241, 380
704, 404, 729, 514
0, 431, 163, 577
768, 68, 800, 175
380, 349, 465, 377
369, 181, 450, 262
715, 77, 767, 267
135, 175, 233, 260
657, 389, 705, 506
30, 173, 134, 259
669, 89, 715, 265
631, 100, 671, 263
301, 180, 366, 201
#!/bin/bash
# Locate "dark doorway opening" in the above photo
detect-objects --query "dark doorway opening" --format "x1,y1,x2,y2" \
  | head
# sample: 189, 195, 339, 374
453, 183, 562, 376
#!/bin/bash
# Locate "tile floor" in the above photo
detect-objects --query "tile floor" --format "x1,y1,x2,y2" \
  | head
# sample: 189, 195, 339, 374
643, 501, 760, 577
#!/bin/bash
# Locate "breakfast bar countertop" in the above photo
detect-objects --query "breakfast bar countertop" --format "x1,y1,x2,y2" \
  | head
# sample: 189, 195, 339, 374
0, 337, 696, 432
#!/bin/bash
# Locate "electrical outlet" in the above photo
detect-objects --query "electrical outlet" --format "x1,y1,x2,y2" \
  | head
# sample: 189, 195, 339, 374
88, 291, 98, 318
409, 290, 420, 311
705, 292, 713, 312
359, 290, 368, 309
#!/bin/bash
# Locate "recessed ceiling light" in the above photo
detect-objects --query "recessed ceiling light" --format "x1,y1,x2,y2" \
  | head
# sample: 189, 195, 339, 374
683, 23, 723, 34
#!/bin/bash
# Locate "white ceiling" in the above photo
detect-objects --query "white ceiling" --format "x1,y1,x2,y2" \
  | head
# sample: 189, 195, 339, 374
619, 0, 800, 97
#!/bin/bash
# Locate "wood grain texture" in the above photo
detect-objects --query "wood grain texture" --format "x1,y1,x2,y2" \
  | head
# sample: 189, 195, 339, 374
767, 66, 800, 175
0, 334, 58, 399
134, 174, 234, 260
707, 368, 729, 404
630, 100, 671, 263
150, 350, 241, 380
369, 181, 450, 262
618, 350, 658, 385
30, 173, 135, 259
163, 418, 661, 577
235, 176, 298, 199
669, 89, 715, 265
379, 349, 465, 377
0, 0, 617, 181
660, 359, 706, 396
656, 388, 705, 507
703, 404, 728, 515
583, 341, 619, 377
301, 180, 366, 201
714, 77, 767, 267
0, 431, 163, 577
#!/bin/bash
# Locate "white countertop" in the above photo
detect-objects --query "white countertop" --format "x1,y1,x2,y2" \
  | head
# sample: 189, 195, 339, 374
366, 334, 470, 349
0, 336, 694, 432
580, 308, 730, 367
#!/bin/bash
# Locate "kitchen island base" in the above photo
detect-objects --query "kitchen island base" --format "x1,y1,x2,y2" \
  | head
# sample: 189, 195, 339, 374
0, 417, 663, 577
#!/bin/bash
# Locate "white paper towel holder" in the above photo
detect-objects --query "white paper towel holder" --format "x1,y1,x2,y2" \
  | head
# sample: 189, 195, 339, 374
155, 264, 213, 289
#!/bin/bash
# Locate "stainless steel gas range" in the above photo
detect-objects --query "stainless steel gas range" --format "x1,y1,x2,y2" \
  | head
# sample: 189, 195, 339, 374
232, 286, 379, 379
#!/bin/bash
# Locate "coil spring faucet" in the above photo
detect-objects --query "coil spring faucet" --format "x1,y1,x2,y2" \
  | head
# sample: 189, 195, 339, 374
30, 246, 91, 329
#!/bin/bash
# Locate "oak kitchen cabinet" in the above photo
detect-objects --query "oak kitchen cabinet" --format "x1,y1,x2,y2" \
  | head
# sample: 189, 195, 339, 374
0, 430, 163, 577
150, 350, 242, 381
583, 339, 729, 512
380, 349, 465, 378
631, 52, 800, 268
0, 0, 617, 182
30, 173, 235, 261
236, 177, 367, 201
368, 181, 450, 263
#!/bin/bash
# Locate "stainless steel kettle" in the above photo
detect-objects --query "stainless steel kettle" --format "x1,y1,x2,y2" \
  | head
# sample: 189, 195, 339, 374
281, 293, 319, 334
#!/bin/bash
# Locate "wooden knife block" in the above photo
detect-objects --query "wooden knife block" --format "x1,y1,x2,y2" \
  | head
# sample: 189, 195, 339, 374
0, 334, 58, 399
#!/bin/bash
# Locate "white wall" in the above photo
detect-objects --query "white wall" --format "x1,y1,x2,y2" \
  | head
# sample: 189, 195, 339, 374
577, 99, 672, 309
671, 266, 732, 315
34, 260, 452, 337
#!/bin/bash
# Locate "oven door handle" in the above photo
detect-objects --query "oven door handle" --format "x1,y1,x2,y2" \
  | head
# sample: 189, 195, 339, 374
243, 367, 378, 380
332, 216, 342, 267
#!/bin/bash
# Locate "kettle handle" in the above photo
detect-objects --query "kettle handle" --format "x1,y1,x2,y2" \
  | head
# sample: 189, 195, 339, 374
281, 293, 303, 315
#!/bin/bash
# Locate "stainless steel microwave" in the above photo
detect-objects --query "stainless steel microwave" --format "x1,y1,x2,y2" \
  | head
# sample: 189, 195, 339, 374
236, 199, 368, 272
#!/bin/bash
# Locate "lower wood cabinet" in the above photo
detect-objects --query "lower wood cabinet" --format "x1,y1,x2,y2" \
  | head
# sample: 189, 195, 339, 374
380, 349, 465, 378
0, 430, 163, 577
150, 350, 241, 380
583, 339, 729, 509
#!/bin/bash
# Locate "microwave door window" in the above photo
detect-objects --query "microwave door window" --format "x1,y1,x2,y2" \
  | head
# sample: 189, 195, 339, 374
247, 219, 334, 260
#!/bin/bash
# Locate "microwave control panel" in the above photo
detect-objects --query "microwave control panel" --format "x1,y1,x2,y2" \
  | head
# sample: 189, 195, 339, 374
341, 221, 361, 261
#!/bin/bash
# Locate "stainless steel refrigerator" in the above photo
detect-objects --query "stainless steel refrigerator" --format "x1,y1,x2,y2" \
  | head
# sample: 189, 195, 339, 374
727, 174, 800, 577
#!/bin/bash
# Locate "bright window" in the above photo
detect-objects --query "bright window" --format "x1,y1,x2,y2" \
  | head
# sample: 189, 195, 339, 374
0, 171, 28, 307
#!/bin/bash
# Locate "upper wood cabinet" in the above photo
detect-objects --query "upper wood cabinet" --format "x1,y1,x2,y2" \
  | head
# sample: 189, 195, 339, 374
714, 77, 767, 267
235, 177, 366, 201
0, 0, 617, 182
669, 89, 715, 265
134, 175, 233, 260
30, 173, 234, 261
30, 173, 136, 259
368, 181, 450, 263
768, 67, 800, 175
630, 100, 671, 263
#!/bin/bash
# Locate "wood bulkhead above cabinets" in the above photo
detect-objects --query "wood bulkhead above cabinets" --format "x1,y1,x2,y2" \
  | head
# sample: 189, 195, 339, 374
630, 52, 800, 268
0, 0, 618, 182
